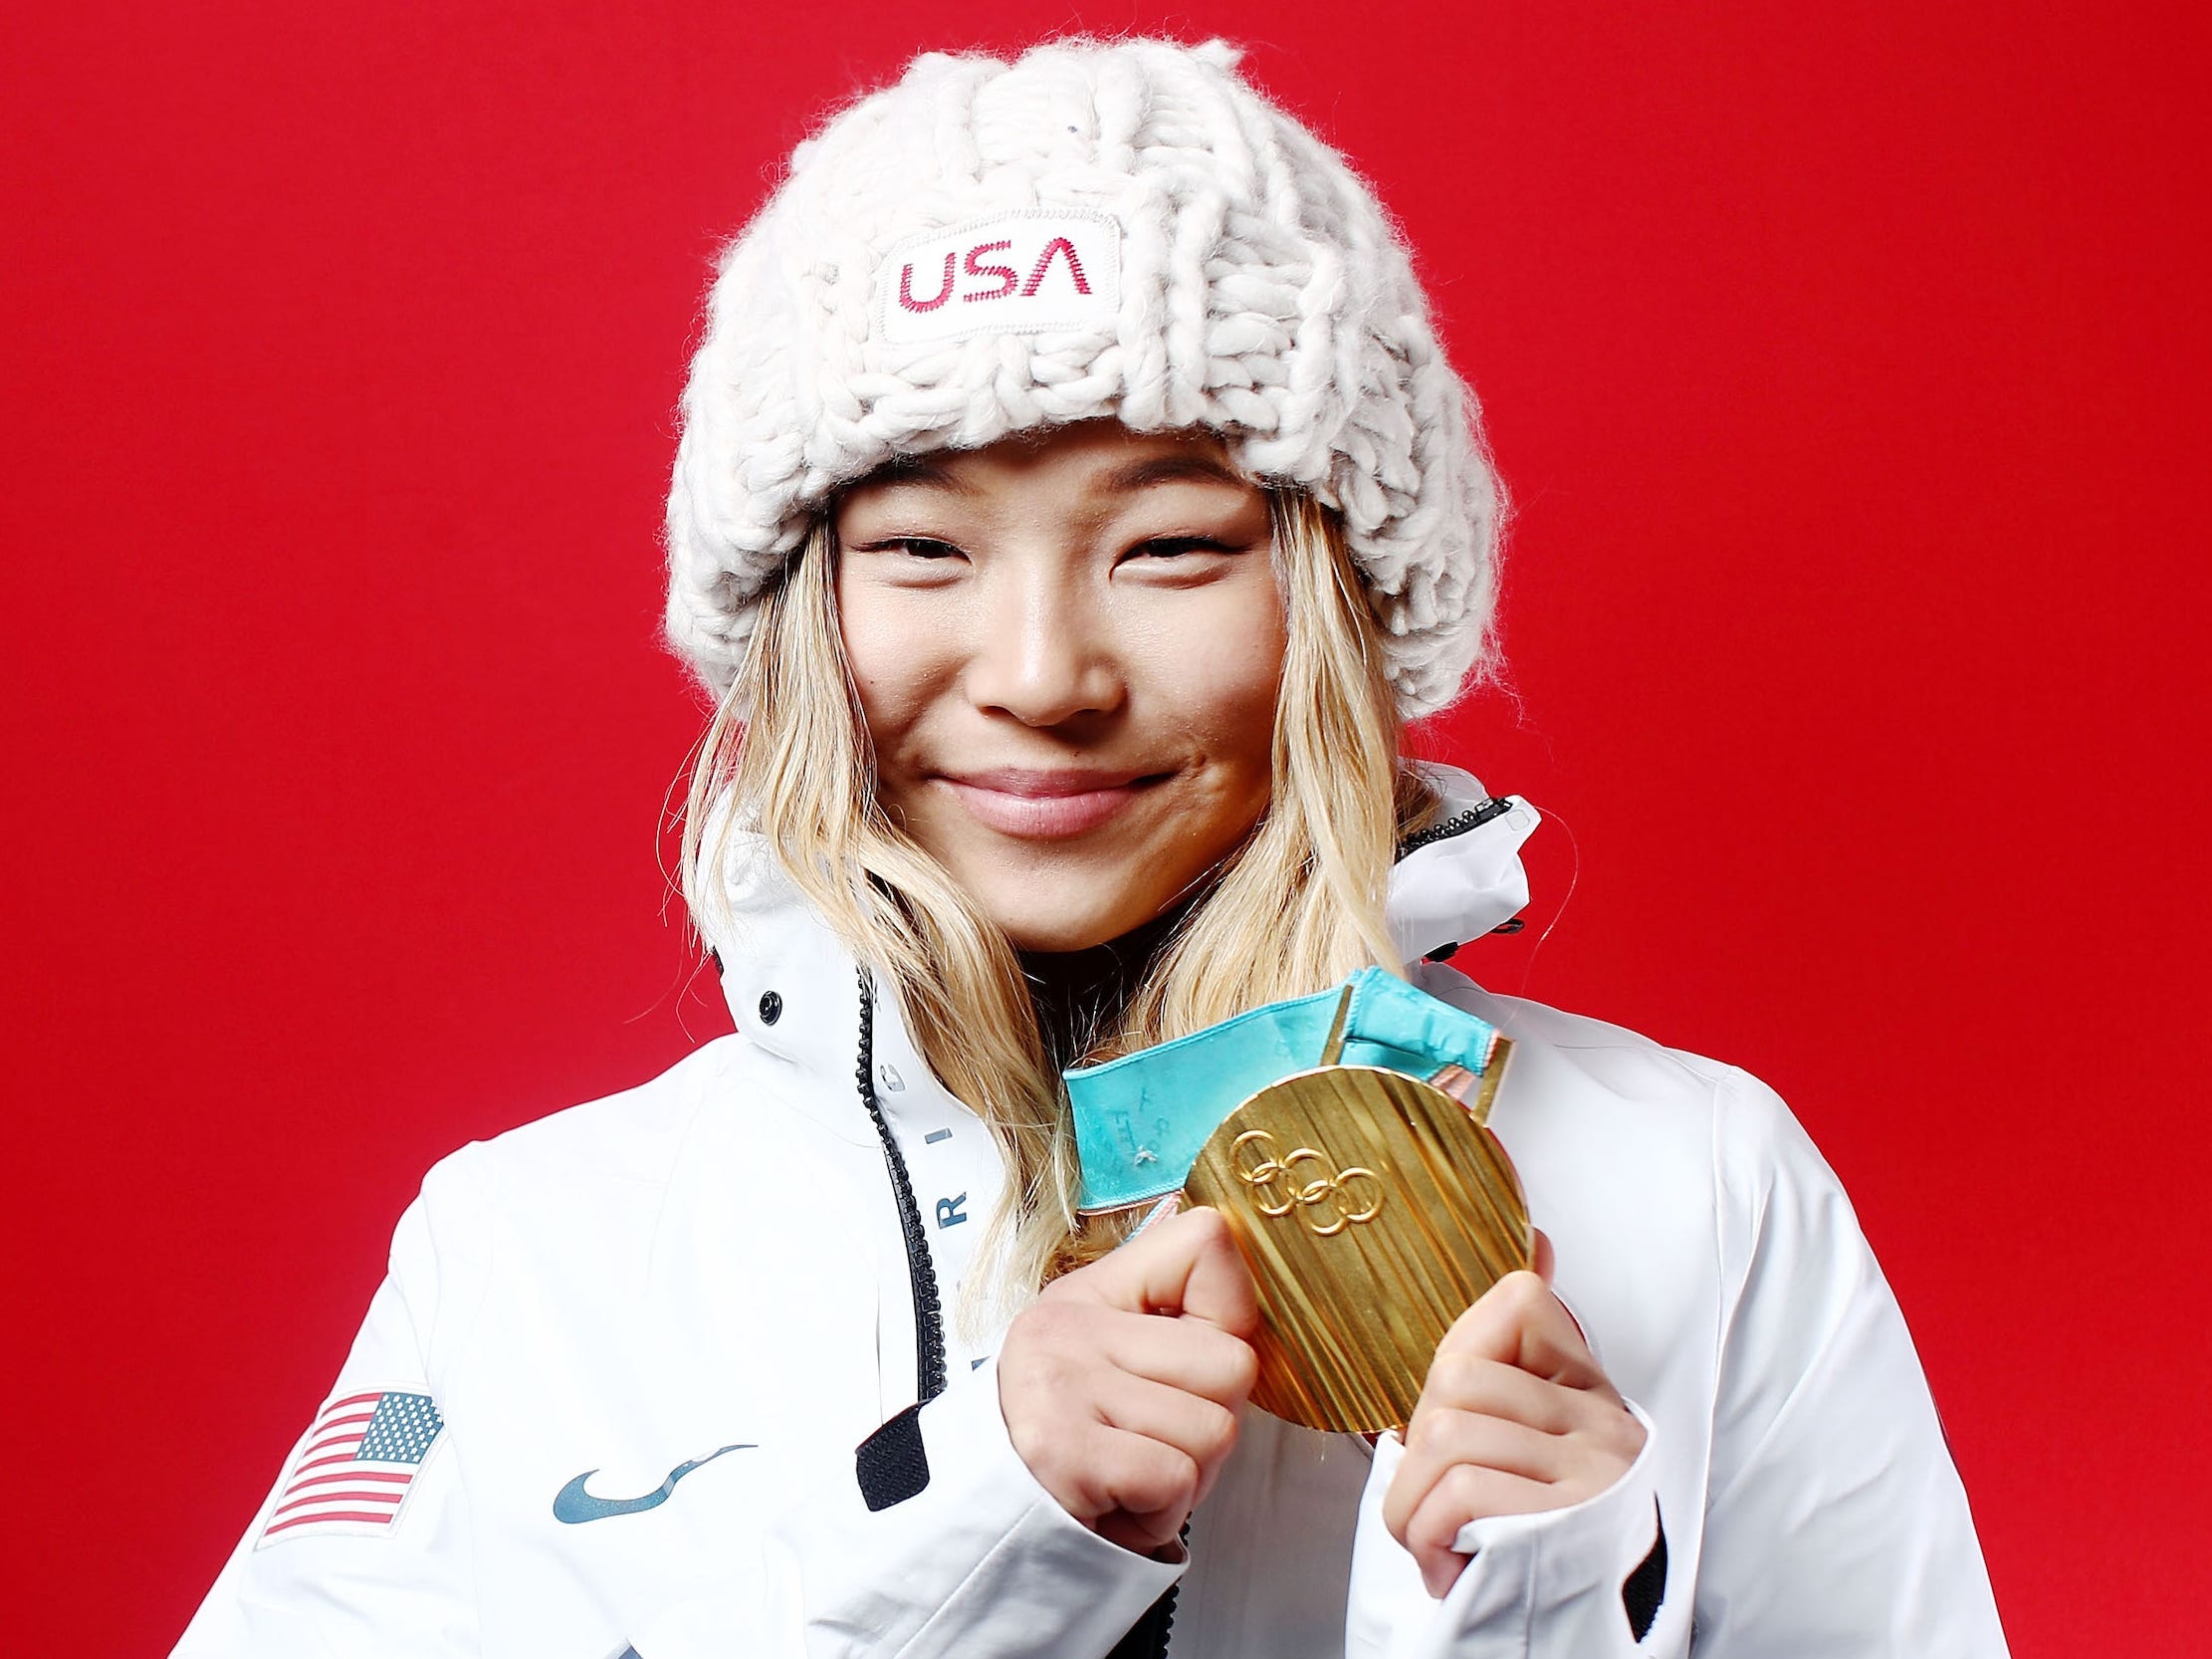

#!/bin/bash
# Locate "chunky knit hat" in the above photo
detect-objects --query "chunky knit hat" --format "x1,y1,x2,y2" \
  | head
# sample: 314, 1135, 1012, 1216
665, 36, 1503, 719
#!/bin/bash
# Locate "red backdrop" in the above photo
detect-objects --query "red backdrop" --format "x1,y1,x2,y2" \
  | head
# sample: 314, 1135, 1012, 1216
5, 2, 2205, 1651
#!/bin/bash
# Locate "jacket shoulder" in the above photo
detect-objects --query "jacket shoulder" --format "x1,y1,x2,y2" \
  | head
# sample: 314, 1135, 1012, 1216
1413, 964, 1834, 1266
1417, 965, 1861, 1288
447, 1035, 742, 1186
386, 1036, 788, 1381
1417, 964, 1780, 1120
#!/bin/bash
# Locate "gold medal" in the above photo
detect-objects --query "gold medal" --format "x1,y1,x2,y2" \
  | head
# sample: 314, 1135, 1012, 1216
1183, 1051, 1529, 1434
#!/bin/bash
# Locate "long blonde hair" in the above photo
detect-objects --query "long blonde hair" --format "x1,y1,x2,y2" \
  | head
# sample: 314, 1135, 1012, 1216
680, 487, 1441, 1299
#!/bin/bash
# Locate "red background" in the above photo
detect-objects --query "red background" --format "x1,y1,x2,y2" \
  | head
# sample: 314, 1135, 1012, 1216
4, 2, 2205, 1651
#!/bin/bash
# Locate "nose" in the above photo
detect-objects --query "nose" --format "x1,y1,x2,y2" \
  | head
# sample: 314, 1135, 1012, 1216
964, 558, 1125, 727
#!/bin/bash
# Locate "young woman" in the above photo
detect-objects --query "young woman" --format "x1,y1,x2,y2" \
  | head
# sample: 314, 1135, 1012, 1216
175, 36, 2008, 1659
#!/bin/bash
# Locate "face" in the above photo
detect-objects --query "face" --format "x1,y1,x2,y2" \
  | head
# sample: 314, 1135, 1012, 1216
833, 421, 1286, 953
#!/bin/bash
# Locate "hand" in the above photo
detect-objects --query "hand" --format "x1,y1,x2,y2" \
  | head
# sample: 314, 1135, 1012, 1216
1382, 1236, 1648, 1597
997, 1205, 1261, 1554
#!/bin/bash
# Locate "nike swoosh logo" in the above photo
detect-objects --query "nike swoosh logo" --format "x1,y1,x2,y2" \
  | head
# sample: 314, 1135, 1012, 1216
552, 1442, 755, 1525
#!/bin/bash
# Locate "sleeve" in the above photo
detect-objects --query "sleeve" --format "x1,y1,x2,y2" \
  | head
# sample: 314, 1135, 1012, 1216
625, 1353, 1188, 1659
170, 1154, 486, 1658
1687, 1069, 2009, 1657
1339, 1067, 2010, 1659
1343, 1405, 1669, 1659
179, 1138, 1175, 1659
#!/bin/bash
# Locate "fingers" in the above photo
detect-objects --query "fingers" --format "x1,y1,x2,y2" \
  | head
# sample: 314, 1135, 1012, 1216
1095, 1501, 1194, 1557
1418, 1349, 1645, 1474
999, 1209, 1261, 1550
1531, 1226, 1555, 1285
1401, 1378, 1581, 1480
1380, 1401, 1561, 1548
1401, 1465, 1557, 1597
1007, 1295, 1258, 1408
1018, 1417, 1204, 1552
1100, 1305, 1260, 1407
1095, 1370, 1243, 1509
1434, 1271, 1613, 1397
1062, 1207, 1260, 1340
1416, 1350, 1585, 1436
1011, 1373, 1240, 1551
1385, 1355, 1642, 1535
1380, 1265, 1650, 1596
1086, 1428, 1201, 1547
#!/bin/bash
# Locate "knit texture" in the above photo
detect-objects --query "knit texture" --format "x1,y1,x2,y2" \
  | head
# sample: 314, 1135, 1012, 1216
665, 36, 1503, 718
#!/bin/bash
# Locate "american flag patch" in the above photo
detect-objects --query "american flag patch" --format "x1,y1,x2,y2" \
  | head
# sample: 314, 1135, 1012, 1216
255, 1388, 445, 1547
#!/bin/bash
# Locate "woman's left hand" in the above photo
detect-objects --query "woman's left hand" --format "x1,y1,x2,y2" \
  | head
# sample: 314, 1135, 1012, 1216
1381, 1239, 1648, 1598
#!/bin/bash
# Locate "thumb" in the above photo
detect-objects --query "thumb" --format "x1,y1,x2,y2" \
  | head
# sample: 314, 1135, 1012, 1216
1078, 1207, 1259, 1339
1531, 1226, 1556, 1286
1523, 1227, 1593, 1349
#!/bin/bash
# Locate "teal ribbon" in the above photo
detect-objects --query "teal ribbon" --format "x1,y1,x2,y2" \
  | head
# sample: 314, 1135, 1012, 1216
1066, 967, 1503, 1212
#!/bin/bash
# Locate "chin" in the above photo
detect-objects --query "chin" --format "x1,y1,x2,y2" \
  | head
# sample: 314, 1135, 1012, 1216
994, 910, 1136, 954
981, 886, 1166, 953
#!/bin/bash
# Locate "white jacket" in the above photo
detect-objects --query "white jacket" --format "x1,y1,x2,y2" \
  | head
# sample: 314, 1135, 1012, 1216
174, 777, 2009, 1658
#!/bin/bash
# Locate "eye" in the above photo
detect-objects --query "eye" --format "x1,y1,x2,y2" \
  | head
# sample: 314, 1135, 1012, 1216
842, 535, 972, 589
867, 536, 966, 562
1125, 536, 1240, 561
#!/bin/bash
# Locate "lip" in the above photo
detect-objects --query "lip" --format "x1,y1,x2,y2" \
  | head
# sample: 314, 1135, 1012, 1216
937, 769, 1165, 839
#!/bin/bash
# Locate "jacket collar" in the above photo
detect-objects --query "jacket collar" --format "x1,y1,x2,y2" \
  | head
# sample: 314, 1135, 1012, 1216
1389, 763, 1538, 964
706, 863, 882, 1144
706, 765, 1538, 1128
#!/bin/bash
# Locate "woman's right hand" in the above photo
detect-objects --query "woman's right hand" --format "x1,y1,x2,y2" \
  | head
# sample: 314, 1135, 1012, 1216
996, 1205, 1261, 1554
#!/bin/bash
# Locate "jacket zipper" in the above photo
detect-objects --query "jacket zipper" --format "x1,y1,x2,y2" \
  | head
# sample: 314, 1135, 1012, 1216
854, 967, 949, 1406
1396, 794, 1514, 857
860, 967, 1177, 1653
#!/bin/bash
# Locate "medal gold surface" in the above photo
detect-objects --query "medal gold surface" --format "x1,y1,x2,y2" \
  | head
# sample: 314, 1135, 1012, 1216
1183, 1063, 1531, 1435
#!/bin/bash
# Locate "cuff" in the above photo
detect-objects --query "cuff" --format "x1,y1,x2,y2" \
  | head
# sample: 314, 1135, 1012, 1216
772, 1357, 1187, 1659
1348, 1399, 1668, 1658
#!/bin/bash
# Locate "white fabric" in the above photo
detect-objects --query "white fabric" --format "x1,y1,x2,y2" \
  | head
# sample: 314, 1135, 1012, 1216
663, 37, 1503, 720
173, 769, 2009, 1657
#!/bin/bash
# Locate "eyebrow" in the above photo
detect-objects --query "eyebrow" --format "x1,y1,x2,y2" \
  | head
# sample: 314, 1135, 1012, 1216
1096, 453, 1254, 494
866, 457, 982, 497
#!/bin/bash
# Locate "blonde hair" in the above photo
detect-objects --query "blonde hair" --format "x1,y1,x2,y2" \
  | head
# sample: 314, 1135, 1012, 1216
680, 488, 1441, 1303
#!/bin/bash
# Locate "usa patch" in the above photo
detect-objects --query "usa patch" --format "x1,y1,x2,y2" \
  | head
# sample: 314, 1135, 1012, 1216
876, 210, 1121, 347
255, 1387, 445, 1547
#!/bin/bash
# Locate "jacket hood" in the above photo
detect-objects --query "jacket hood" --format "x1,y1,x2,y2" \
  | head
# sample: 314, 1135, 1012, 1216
1388, 763, 1536, 964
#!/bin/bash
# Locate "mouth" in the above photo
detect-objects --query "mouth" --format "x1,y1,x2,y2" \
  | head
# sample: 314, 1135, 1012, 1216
937, 768, 1171, 839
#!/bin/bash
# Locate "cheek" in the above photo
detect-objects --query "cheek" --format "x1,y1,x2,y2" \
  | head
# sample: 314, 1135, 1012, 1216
835, 576, 948, 760
1130, 584, 1287, 771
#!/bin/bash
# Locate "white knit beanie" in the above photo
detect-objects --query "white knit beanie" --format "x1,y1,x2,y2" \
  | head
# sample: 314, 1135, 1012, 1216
664, 36, 1503, 719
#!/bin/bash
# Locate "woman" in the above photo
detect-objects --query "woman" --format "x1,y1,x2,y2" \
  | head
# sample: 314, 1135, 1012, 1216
175, 36, 2007, 1658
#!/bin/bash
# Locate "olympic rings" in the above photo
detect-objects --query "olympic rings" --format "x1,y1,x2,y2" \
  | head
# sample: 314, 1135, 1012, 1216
1229, 1129, 1385, 1235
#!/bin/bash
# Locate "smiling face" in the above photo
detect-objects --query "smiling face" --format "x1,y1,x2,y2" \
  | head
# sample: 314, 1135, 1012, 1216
832, 422, 1287, 952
